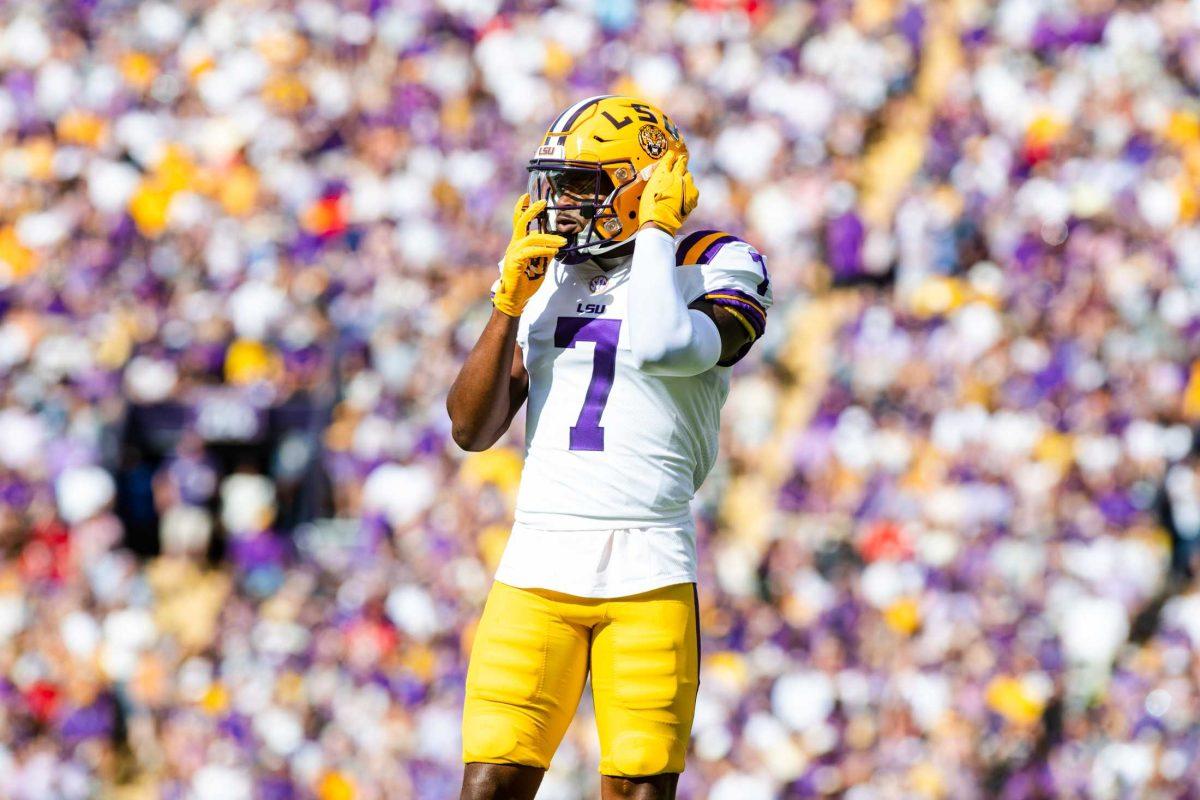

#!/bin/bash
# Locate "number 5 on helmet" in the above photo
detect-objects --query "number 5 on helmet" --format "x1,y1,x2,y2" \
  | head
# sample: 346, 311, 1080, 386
492, 194, 567, 318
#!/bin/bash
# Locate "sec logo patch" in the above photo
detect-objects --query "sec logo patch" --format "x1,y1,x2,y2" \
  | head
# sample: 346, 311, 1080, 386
638, 125, 668, 158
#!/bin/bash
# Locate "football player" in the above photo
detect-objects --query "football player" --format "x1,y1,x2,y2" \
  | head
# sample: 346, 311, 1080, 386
447, 95, 772, 800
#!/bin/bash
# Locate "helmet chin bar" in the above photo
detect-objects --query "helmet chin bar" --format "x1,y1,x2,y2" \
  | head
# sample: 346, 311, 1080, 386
527, 159, 634, 262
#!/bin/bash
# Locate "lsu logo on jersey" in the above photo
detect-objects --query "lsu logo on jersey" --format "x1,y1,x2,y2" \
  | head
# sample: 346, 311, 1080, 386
580, 275, 609, 313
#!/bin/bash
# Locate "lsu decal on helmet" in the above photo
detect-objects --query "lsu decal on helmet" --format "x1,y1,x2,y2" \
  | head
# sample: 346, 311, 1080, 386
527, 96, 687, 263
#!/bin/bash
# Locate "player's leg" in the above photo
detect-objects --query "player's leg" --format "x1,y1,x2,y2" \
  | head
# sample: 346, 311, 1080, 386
461, 581, 591, 800
460, 763, 545, 800
590, 583, 700, 799
599, 773, 680, 800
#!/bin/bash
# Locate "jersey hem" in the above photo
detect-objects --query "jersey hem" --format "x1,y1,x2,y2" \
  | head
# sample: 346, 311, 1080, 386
512, 511, 696, 531
493, 573, 698, 600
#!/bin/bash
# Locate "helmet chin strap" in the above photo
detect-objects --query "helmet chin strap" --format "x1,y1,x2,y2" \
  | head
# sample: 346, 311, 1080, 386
593, 240, 635, 270
572, 229, 636, 264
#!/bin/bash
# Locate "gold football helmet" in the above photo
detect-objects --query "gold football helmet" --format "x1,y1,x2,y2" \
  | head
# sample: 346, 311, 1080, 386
527, 95, 687, 262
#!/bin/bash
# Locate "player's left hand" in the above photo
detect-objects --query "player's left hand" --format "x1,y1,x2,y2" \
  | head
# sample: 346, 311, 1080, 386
639, 151, 699, 236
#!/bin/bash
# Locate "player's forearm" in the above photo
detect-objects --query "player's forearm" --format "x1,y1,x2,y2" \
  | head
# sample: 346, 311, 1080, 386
628, 226, 721, 376
447, 309, 525, 451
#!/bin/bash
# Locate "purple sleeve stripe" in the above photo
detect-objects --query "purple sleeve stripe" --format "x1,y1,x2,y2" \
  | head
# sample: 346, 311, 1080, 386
705, 292, 767, 323
704, 291, 766, 338
706, 286, 766, 309
705, 288, 767, 317
696, 235, 739, 265
675, 230, 717, 265
677, 230, 747, 266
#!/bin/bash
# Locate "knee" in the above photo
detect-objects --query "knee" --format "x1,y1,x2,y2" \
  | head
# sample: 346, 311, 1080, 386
462, 714, 521, 763
601, 770, 680, 800
609, 731, 675, 778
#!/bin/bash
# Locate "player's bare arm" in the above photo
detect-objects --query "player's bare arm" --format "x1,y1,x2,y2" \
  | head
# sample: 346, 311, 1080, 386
447, 196, 565, 451
446, 310, 528, 451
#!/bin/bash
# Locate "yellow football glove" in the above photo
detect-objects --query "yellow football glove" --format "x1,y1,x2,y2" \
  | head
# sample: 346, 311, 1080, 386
639, 151, 699, 235
493, 193, 566, 318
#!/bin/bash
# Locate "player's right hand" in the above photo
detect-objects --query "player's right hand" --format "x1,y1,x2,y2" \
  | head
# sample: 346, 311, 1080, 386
493, 194, 566, 318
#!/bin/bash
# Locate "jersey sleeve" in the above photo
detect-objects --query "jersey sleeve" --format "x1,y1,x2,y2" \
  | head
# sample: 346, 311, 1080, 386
675, 230, 773, 366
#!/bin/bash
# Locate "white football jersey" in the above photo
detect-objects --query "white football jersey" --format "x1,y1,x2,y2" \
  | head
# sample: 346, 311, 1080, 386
509, 230, 773, 531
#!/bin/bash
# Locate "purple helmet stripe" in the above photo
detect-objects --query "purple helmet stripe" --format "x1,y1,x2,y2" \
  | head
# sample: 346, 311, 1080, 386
551, 95, 616, 145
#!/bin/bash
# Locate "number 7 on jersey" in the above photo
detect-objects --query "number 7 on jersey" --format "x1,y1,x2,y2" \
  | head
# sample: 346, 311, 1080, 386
554, 317, 621, 452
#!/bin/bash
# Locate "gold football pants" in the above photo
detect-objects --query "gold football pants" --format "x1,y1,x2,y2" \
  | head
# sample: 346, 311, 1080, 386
462, 581, 699, 776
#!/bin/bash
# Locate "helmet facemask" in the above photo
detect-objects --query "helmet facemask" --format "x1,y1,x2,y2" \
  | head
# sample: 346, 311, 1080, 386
526, 160, 638, 264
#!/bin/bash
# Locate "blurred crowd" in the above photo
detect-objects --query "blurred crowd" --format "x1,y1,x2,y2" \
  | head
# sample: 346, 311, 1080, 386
4, 0, 1200, 797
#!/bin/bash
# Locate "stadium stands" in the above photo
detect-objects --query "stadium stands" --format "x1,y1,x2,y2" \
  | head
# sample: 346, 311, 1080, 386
2, 0, 1200, 797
